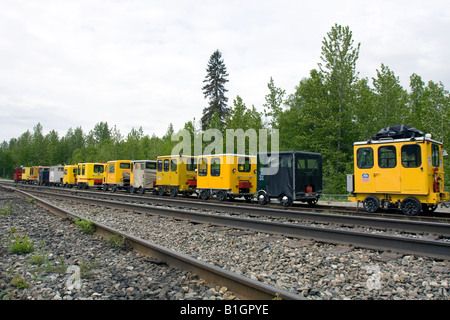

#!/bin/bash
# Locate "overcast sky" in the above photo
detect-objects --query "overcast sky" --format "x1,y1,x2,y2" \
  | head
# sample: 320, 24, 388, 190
1, 0, 449, 143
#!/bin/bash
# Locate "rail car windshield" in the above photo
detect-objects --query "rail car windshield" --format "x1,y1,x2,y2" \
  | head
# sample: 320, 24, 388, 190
93, 165, 104, 173
119, 163, 130, 169
238, 157, 251, 172
146, 162, 156, 169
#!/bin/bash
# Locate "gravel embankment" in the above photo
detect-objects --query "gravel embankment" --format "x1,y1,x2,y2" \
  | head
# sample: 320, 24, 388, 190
1, 189, 449, 300
0, 190, 235, 300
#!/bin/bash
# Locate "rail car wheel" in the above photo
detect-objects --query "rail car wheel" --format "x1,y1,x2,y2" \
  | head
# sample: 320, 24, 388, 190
199, 189, 210, 200
279, 194, 293, 207
363, 196, 380, 213
157, 188, 165, 196
216, 190, 227, 201
170, 187, 178, 197
307, 198, 318, 206
257, 191, 269, 205
401, 197, 422, 216
137, 187, 145, 194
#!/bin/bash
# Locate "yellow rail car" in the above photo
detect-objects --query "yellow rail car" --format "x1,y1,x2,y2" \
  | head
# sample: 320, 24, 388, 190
155, 155, 197, 197
103, 160, 132, 192
63, 165, 78, 188
347, 126, 449, 215
77, 162, 105, 189
21, 167, 31, 183
196, 154, 257, 202
26, 166, 39, 184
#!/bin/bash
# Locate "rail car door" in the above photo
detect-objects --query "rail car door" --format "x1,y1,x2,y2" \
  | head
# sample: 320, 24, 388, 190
106, 162, 115, 184
374, 145, 401, 192
399, 144, 426, 195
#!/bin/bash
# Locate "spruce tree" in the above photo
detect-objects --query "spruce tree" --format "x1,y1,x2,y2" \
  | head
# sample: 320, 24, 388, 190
201, 50, 230, 131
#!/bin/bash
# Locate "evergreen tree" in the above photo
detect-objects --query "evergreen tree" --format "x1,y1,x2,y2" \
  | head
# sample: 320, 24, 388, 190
372, 64, 408, 127
319, 23, 360, 152
201, 50, 230, 131
263, 77, 286, 128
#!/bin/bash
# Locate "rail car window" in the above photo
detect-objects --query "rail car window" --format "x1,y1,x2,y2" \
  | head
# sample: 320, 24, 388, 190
432, 144, 440, 167
401, 145, 421, 168
378, 146, 396, 168
280, 155, 292, 168
82, 165, 85, 176
108, 165, 115, 173
211, 158, 221, 176
171, 159, 177, 172
238, 157, 251, 172
146, 162, 156, 169
119, 163, 130, 169
198, 158, 208, 176
186, 158, 197, 171
94, 165, 104, 173
157, 160, 163, 171
357, 147, 374, 169
164, 159, 170, 172
297, 157, 320, 174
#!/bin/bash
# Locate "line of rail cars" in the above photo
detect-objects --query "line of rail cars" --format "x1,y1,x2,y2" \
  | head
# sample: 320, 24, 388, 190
12, 151, 323, 207
11, 125, 448, 215
347, 125, 449, 215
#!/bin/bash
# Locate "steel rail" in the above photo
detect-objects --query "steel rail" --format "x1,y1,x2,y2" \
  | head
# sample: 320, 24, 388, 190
5, 183, 450, 236
25, 184, 450, 237
19, 187, 450, 260
8, 187, 303, 300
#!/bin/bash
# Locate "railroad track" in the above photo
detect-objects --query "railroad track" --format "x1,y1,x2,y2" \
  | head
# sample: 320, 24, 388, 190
4, 184, 449, 260
1, 184, 302, 300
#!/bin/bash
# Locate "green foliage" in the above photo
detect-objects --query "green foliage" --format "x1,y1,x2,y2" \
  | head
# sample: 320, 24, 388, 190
201, 49, 230, 131
108, 232, 126, 248
74, 218, 96, 234
1, 24, 450, 193
10, 274, 30, 289
0, 201, 13, 216
7, 227, 35, 254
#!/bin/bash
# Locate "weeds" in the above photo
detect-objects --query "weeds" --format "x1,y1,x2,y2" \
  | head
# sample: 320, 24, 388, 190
109, 232, 126, 248
0, 201, 13, 216
74, 218, 96, 234
7, 227, 34, 254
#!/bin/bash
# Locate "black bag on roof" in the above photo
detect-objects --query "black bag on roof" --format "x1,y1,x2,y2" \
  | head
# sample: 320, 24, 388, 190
373, 125, 424, 140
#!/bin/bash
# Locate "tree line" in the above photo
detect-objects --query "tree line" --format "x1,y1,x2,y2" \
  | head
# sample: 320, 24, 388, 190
1, 24, 449, 193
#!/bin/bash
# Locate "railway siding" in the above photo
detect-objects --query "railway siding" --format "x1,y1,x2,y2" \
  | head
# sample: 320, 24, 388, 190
5, 188, 449, 300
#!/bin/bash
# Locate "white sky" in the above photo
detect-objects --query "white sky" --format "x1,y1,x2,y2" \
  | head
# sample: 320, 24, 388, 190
1, 0, 449, 143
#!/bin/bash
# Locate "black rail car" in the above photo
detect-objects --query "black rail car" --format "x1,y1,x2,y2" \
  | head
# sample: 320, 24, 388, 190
256, 151, 323, 207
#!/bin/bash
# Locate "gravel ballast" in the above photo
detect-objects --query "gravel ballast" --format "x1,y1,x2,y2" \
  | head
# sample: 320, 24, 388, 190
0, 191, 235, 300
1, 189, 449, 300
